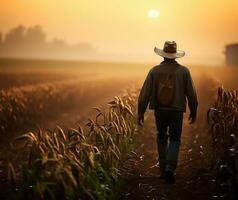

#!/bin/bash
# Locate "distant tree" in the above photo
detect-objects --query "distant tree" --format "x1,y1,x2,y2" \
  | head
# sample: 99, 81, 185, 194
25, 25, 46, 45
0, 25, 96, 59
75, 42, 95, 53
51, 38, 68, 48
4, 25, 26, 45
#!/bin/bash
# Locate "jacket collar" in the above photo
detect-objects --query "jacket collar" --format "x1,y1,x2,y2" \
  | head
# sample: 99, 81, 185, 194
160, 59, 178, 65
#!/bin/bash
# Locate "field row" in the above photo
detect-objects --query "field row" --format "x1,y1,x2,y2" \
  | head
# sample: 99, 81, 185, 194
0, 78, 130, 135
8, 88, 139, 199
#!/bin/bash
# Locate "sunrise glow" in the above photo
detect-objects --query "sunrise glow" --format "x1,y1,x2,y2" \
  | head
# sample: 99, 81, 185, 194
148, 9, 160, 18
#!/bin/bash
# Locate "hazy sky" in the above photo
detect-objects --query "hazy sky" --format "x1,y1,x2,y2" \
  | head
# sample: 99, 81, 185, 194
1, 0, 238, 65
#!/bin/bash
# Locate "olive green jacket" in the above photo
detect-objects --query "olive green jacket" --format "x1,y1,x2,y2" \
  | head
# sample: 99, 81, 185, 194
138, 60, 198, 116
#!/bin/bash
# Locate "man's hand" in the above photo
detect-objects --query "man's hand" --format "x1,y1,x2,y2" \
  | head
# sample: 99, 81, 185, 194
137, 115, 144, 126
188, 112, 197, 124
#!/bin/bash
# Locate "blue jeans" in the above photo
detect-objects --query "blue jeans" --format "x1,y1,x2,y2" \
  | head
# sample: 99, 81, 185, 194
154, 109, 183, 173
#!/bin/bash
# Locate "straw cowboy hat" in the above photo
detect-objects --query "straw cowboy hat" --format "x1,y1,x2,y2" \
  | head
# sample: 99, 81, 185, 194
154, 41, 185, 59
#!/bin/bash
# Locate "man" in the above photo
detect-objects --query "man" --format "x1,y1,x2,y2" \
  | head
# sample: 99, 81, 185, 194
137, 41, 198, 184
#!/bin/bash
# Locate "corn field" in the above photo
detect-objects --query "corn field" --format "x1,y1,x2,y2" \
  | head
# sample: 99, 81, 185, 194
8, 88, 139, 200
0, 79, 126, 135
207, 87, 238, 199
2, 60, 238, 200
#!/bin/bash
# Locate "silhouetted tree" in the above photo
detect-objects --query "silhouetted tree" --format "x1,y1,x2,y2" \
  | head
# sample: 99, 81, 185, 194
4, 25, 26, 45
0, 25, 96, 59
25, 25, 46, 45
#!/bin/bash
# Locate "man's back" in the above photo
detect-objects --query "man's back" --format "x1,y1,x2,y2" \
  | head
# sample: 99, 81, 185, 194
138, 59, 198, 117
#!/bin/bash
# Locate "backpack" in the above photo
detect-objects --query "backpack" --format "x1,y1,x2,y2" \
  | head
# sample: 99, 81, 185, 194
157, 67, 178, 106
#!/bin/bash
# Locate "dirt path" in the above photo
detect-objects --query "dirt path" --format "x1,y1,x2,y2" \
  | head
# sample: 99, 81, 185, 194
119, 75, 219, 200
119, 111, 215, 200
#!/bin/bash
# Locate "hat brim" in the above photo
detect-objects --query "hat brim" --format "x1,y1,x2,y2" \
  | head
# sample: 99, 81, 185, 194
154, 47, 185, 59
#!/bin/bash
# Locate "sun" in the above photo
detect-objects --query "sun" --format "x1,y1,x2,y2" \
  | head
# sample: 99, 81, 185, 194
148, 9, 160, 19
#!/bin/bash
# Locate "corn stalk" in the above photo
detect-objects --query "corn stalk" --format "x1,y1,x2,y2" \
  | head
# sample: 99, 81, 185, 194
9, 88, 139, 200
207, 86, 238, 199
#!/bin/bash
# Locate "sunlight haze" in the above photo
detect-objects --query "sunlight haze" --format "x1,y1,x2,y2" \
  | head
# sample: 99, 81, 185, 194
1, 0, 238, 65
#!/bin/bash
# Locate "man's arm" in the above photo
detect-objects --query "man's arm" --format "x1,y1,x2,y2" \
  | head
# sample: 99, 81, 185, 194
185, 69, 198, 124
137, 70, 153, 125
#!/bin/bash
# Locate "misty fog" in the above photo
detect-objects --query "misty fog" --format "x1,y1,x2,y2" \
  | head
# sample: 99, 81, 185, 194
0, 25, 97, 60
